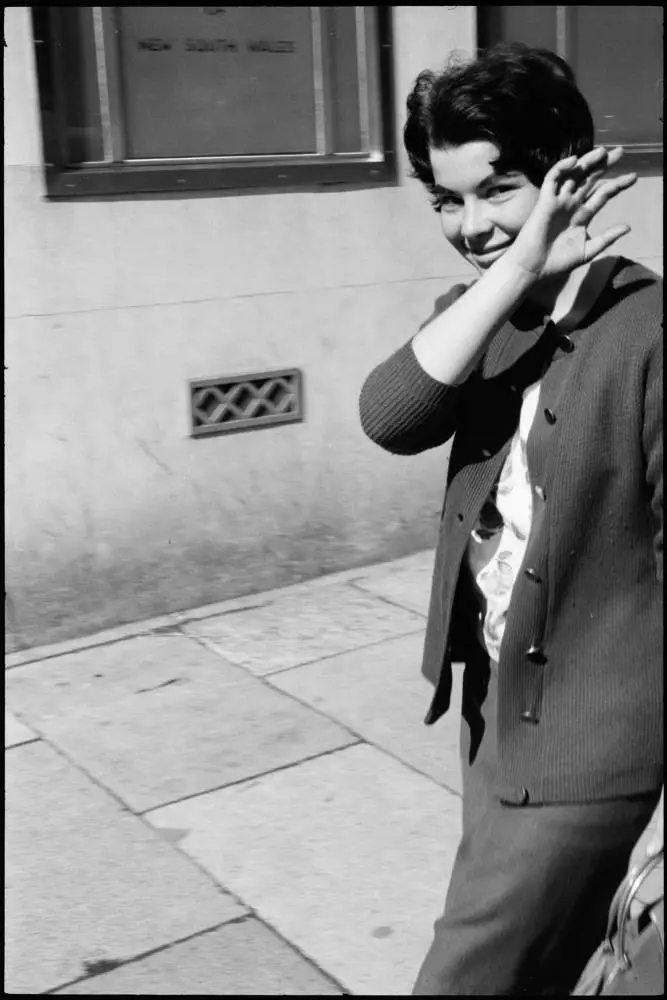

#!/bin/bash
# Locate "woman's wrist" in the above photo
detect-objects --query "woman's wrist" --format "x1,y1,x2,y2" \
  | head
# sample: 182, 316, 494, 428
495, 247, 543, 284
481, 253, 540, 309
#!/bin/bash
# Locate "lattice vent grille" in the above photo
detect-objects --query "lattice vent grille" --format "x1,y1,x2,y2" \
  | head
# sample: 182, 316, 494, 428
189, 369, 303, 437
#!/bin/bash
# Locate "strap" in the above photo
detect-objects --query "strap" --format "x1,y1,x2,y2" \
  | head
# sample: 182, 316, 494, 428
605, 849, 665, 970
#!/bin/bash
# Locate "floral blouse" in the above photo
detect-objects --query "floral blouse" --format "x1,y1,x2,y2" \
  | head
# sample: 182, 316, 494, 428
467, 380, 542, 662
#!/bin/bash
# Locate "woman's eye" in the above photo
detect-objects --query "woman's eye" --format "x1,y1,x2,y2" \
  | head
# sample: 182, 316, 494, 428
487, 185, 513, 199
433, 195, 461, 213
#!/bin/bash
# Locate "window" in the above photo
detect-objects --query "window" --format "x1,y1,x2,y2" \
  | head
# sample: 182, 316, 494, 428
32, 6, 395, 198
478, 6, 663, 169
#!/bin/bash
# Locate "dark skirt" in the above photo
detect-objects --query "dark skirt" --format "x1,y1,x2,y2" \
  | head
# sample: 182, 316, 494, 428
412, 660, 660, 996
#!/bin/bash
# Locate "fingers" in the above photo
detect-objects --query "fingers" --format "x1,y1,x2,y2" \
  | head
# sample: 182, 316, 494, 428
572, 172, 637, 227
547, 146, 627, 199
574, 145, 623, 174
572, 167, 608, 201
560, 176, 578, 198
543, 155, 578, 193
576, 155, 636, 203
605, 146, 625, 169
582, 224, 631, 263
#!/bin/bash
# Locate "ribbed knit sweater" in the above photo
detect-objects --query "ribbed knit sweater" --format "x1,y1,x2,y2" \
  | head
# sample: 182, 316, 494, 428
359, 257, 663, 805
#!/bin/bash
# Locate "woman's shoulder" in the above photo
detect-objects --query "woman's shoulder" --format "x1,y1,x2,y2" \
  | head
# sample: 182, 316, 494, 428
599, 256, 662, 346
609, 256, 662, 304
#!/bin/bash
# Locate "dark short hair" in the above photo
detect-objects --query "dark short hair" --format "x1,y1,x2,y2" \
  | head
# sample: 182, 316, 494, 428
404, 43, 595, 199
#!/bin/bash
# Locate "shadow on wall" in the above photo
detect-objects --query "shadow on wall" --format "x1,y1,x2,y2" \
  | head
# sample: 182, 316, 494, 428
3, 513, 441, 655
6, 592, 31, 655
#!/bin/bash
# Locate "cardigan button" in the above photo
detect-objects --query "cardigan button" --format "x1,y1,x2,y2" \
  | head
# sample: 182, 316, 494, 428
524, 567, 542, 583
501, 786, 530, 806
544, 408, 557, 425
559, 334, 575, 353
527, 643, 547, 664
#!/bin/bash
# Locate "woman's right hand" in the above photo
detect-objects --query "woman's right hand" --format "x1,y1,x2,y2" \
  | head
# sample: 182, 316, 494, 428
505, 146, 637, 280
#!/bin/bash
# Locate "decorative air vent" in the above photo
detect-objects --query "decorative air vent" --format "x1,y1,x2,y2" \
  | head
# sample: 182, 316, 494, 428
189, 368, 303, 438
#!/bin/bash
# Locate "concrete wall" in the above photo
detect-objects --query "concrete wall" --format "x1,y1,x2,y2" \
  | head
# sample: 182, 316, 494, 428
5, 6, 663, 650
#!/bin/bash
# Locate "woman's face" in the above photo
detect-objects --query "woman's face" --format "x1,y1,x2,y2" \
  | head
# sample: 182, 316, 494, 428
429, 141, 541, 273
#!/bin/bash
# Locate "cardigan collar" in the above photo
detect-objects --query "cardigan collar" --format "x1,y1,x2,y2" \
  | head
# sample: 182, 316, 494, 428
550, 256, 619, 335
509, 256, 621, 337
499, 255, 625, 368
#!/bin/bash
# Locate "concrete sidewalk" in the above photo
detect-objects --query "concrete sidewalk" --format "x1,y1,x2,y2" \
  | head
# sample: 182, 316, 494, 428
6, 549, 661, 995
6, 550, 468, 995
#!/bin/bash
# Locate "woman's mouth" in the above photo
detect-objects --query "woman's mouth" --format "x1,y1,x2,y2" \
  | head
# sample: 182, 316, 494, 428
468, 243, 513, 268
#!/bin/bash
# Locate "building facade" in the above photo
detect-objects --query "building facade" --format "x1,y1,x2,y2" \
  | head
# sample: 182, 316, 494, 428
5, 6, 663, 650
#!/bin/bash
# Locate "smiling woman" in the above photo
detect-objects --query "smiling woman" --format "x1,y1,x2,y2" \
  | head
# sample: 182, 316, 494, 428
359, 41, 663, 997
428, 143, 541, 271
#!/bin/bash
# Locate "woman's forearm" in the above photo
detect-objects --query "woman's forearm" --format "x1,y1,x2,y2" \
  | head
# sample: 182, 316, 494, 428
412, 256, 537, 386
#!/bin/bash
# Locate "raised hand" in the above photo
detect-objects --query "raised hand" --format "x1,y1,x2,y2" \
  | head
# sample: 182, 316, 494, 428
506, 146, 637, 280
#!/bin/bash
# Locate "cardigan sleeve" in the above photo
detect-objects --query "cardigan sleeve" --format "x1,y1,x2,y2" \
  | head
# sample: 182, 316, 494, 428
358, 282, 470, 455
643, 332, 663, 583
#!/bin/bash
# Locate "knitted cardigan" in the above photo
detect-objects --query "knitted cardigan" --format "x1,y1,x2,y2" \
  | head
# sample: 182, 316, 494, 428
359, 258, 663, 805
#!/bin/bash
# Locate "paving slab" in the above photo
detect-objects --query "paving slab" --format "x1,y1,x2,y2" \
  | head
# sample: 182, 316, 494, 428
270, 633, 464, 795
5, 741, 246, 995
5, 551, 437, 671
351, 551, 435, 617
5, 634, 357, 813
5, 708, 39, 748
147, 743, 463, 996
182, 583, 425, 675
53, 918, 344, 995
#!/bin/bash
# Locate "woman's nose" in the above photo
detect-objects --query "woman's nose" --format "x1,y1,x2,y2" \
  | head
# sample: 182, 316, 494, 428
460, 203, 493, 242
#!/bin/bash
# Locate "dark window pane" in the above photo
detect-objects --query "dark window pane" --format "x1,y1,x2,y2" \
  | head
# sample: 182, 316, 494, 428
478, 6, 558, 52
118, 6, 318, 159
478, 6, 663, 150
570, 6, 663, 146
54, 7, 104, 163
323, 7, 362, 153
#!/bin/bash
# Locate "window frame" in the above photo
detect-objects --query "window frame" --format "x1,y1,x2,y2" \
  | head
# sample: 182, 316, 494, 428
31, 5, 397, 199
477, 5, 663, 172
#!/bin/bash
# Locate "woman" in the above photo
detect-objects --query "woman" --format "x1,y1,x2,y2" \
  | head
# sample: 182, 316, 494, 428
359, 43, 663, 995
